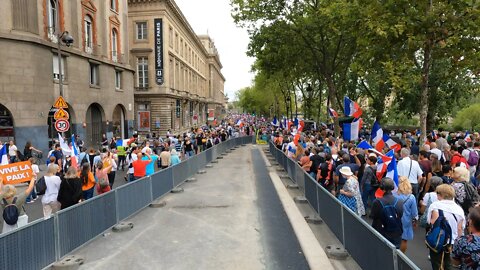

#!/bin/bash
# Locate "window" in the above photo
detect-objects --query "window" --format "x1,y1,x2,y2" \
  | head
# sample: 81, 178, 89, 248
52, 54, 65, 80
169, 27, 173, 48
136, 22, 147, 40
137, 57, 149, 88
89, 63, 99, 86
84, 15, 93, 52
111, 29, 118, 62
180, 39, 183, 57
115, 70, 122, 89
176, 99, 181, 118
175, 32, 179, 52
110, 0, 117, 11
47, 0, 57, 36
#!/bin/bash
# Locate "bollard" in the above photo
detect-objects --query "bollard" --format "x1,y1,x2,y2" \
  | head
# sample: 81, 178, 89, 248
51, 255, 85, 270
149, 199, 167, 208
325, 245, 349, 260
171, 187, 184, 193
112, 222, 134, 232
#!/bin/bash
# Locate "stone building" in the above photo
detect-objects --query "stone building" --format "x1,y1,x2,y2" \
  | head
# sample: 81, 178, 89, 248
128, 0, 226, 137
0, 0, 135, 152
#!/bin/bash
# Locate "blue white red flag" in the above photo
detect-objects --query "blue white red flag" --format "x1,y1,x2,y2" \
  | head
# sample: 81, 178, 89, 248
465, 131, 471, 142
298, 120, 305, 132
383, 134, 401, 151
343, 118, 362, 141
371, 121, 385, 152
328, 107, 338, 118
431, 131, 438, 140
271, 116, 279, 127
0, 144, 8, 165
344, 97, 363, 118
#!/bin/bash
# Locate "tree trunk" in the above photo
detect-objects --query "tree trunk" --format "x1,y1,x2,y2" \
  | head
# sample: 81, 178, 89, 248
420, 39, 433, 145
326, 76, 339, 136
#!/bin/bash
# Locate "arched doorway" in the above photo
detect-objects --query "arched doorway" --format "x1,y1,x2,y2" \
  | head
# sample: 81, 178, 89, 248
47, 103, 76, 143
86, 103, 104, 147
0, 104, 14, 142
112, 104, 126, 139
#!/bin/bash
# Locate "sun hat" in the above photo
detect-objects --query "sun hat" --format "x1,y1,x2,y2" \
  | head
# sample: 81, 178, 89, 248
339, 166, 353, 176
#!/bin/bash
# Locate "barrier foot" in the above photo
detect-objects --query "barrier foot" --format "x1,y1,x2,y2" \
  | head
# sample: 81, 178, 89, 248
171, 187, 185, 193
197, 170, 207, 174
210, 160, 219, 163
279, 174, 290, 180
217, 156, 224, 159
325, 245, 349, 260
221, 153, 228, 156
286, 184, 299, 189
230, 148, 236, 151
276, 167, 285, 172
52, 255, 84, 270
271, 162, 279, 166
149, 199, 167, 208
112, 222, 134, 232
305, 215, 323, 224
205, 164, 214, 168
186, 177, 197, 182
294, 196, 308, 204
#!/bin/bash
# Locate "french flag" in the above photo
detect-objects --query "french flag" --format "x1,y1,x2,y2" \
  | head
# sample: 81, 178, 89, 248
357, 140, 384, 157
0, 144, 8, 165
298, 120, 305, 132
271, 116, 279, 127
371, 121, 385, 152
287, 120, 293, 131
465, 131, 472, 142
70, 134, 79, 169
328, 107, 338, 118
431, 131, 438, 140
343, 118, 362, 141
375, 150, 399, 197
383, 134, 401, 151
344, 97, 363, 118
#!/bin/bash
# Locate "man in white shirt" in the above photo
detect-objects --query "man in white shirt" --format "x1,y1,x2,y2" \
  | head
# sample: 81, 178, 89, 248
8, 140, 17, 163
429, 142, 443, 161
397, 148, 423, 200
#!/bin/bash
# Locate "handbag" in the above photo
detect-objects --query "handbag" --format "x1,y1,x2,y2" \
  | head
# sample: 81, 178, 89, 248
338, 193, 357, 213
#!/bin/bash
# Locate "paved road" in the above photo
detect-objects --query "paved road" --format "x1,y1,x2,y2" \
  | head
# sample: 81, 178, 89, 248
73, 145, 309, 269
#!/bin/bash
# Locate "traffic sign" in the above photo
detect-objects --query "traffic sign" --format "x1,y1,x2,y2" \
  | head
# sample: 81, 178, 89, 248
54, 108, 69, 120
53, 96, 68, 109
55, 119, 70, 132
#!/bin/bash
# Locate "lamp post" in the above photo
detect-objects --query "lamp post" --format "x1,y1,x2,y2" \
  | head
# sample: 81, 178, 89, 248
55, 0, 74, 97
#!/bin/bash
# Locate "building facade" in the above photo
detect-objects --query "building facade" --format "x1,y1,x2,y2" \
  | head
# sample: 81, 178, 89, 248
128, 0, 226, 137
0, 0, 135, 152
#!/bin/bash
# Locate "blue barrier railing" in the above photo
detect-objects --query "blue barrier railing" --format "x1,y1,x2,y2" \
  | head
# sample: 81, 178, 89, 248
0, 136, 255, 270
267, 141, 420, 270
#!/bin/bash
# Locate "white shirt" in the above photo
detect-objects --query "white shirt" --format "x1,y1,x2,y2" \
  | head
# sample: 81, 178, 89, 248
461, 148, 473, 161
41, 175, 61, 204
429, 148, 443, 160
421, 191, 438, 206
8, 145, 17, 157
32, 164, 40, 180
126, 154, 138, 174
427, 199, 465, 242
397, 157, 423, 184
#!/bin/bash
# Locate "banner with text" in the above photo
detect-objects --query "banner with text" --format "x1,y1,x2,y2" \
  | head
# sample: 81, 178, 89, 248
0, 161, 34, 185
154, 18, 164, 85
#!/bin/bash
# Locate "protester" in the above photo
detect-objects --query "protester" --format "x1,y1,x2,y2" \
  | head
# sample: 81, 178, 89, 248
57, 166, 83, 210
317, 153, 335, 194
170, 149, 181, 166
419, 176, 443, 229
452, 206, 480, 269
371, 177, 404, 248
337, 166, 365, 216
451, 166, 480, 215
8, 140, 17, 163
397, 148, 423, 200
159, 147, 171, 169
132, 152, 152, 180
42, 164, 62, 217
427, 184, 465, 270
80, 163, 96, 200
23, 141, 42, 161
126, 146, 138, 182
143, 148, 158, 176
335, 151, 360, 195
361, 153, 378, 212
0, 174, 35, 233
96, 160, 113, 194
395, 176, 418, 253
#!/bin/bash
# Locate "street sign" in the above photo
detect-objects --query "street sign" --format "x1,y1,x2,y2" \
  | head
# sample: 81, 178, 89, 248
53, 96, 68, 109
53, 108, 69, 120
55, 119, 70, 132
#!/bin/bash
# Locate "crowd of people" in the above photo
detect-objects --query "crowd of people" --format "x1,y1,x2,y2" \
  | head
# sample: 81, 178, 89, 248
0, 116, 258, 235
270, 125, 480, 270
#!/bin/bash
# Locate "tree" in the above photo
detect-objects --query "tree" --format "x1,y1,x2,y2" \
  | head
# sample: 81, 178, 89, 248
453, 104, 480, 131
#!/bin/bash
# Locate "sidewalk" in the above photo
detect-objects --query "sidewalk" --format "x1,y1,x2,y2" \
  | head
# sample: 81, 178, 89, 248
74, 145, 310, 270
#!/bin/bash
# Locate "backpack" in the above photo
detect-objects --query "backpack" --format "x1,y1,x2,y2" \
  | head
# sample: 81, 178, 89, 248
317, 162, 333, 182
36, 176, 47, 195
467, 150, 479, 167
98, 175, 109, 188
425, 210, 453, 253
80, 153, 88, 165
459, 181, 480, 213
378, 198, 402, 233
2, 197, 19, 225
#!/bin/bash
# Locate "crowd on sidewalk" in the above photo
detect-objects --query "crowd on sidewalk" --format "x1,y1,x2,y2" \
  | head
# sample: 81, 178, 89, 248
269, 123, 480, 270
0, 115, 259, 235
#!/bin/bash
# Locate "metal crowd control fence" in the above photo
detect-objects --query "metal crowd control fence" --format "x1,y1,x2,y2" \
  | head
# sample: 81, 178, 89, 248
0, 136, 255, 270
268, 142, 420, 270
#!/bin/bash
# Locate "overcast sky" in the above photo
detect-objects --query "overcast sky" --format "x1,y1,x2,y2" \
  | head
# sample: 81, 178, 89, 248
174, 0, 255, 100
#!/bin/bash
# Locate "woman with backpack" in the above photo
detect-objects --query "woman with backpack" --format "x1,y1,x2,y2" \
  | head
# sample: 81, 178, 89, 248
57, 166, 83, 210
0, 175, 35, 233
395, 176, 418, 253
41, 164, 62, 217
451, 166, 479, 215
96, 160, 113, 195
427, 184, 465, 270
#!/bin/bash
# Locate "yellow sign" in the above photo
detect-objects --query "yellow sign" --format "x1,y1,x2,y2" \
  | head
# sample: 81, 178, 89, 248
54, 108, 69, 120
53, 96, 68, 109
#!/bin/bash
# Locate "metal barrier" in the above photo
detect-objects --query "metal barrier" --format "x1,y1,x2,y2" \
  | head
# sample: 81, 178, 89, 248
267, 141, 420, 270
0, 136, 255, 270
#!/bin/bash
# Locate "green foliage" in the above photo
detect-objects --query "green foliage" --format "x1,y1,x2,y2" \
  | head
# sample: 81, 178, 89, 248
453, 104, 480, 131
